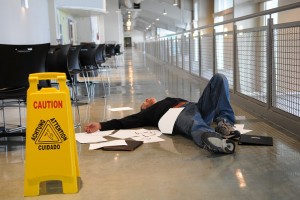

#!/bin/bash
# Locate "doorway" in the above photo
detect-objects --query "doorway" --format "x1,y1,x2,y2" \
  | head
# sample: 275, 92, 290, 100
124, 37, 132, 47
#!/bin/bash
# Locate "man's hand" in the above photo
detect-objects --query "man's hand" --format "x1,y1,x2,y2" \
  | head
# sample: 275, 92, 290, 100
84, 122, 101, 133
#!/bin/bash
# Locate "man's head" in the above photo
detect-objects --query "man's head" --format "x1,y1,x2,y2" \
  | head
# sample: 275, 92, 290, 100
140, 97, 157, 110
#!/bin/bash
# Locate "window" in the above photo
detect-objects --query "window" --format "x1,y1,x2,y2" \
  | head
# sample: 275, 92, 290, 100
264, 0, 278, 25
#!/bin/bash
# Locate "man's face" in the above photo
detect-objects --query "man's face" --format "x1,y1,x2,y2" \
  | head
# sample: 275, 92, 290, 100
141, 97, 157, 110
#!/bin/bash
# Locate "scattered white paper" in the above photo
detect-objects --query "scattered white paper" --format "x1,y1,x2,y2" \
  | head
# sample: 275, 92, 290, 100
110, 129, 139, 139
158, 107, 184, 134
75, 130, 114, 143
110, 128, 163, 143
132, 136, 165, 143
131, 129, 164, 143
89, 140, 127, 150
234, 124, 252, 134
134, 129, 162, 137
109, 107, 133, 111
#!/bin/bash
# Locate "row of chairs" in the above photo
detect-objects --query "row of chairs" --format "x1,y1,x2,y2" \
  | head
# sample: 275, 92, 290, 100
48, 43, 109, 102
105, 43, 122, 67
0, 43, 50, 136
0, 42, 117, 136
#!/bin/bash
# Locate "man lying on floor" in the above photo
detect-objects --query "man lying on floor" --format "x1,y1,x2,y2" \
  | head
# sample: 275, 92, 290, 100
84, 73, 240, 154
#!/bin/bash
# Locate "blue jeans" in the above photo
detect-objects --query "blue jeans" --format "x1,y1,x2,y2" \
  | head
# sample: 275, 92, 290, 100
174, 73, 235, 147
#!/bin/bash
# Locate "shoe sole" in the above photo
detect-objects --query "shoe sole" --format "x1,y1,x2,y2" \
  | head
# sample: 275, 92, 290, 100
201, 133, 235, 154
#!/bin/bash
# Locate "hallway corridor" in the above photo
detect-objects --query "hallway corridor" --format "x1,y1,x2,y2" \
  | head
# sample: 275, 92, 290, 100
0, 48, 300, 200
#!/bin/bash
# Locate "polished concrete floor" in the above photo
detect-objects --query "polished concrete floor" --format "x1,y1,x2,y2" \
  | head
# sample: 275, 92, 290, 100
0, 48, 300, 200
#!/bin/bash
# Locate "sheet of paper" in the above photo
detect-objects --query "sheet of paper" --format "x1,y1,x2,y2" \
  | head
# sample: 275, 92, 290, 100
110, 129, 139, 139
89, 140, 127, 150
132, 136, 165, 143
109, 107, 133, 111
134, 129, 162, 137
75, 130, 114, 143
234, 124, 252, 134
158, 107, 184, 134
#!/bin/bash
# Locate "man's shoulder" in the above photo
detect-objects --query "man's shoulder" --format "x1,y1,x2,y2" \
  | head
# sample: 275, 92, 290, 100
164, 97, 187, 102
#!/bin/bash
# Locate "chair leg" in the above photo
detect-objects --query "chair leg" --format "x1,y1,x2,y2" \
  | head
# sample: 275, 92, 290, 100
105, 69, 111, 96
3, 100, 26, 133
0, 101, 6, 132
70, 84, 81, 128
98, 68, 110, 97
80, 72, 91, 103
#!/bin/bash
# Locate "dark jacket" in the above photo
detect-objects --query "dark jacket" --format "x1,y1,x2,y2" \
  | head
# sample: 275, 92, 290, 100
100, 97, 188, 131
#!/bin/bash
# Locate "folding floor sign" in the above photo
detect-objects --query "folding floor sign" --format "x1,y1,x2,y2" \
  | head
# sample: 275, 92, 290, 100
24, 73, 80, 196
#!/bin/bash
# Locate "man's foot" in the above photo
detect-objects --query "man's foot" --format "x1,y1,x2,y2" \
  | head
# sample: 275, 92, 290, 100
215, 119, 241, 139
201, 132, 235, 154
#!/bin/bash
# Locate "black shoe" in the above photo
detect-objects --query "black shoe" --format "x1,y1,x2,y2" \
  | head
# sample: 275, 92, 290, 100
201, 132, 235, 154
215, 119, 241, 139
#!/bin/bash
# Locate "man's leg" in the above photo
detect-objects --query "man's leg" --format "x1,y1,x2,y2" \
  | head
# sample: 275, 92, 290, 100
196, 73, 235, 124
196, 73, 239, 139
174, 104, 235, 154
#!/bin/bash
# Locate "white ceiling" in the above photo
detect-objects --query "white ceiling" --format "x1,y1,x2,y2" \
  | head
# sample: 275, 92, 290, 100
58, 6, 107, 17
120, 0, 193, 33
58, 0, 193, 33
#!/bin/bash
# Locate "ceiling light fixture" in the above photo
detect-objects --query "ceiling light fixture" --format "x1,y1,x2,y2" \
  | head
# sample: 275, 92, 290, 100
156, 18, 159, 21
173, 0, 178, 6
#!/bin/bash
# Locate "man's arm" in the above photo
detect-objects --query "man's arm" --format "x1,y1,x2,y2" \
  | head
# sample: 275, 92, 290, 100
84, 98, 177, 133
84, 111, 148, 133
100, 111, 148, 130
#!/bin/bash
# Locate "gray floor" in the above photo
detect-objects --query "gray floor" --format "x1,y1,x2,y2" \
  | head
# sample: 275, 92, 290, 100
0, 48, 300, 200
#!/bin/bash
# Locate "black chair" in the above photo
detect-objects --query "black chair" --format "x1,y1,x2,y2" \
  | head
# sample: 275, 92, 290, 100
114, 44, 122, 55
114, 44, 123, 67
67, 45, 90, 102
79, 43, 110, 97
45, 44, 80, 127
0, 43, 50, 135
105, 44, 116, 67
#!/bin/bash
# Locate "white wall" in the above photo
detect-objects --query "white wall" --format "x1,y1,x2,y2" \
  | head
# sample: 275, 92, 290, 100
55, 0, 106, 11
131, 30, 144, 47
98, 16, 106, 44
104, 0, 123, 45
0, 0, 50, 44
76, 17, 93, 43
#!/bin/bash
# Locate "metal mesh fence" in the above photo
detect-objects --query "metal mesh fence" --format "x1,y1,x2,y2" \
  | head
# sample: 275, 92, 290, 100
236, 28, 267, 103
140, 6, 300, 122
200, 34, 214, 80
215, 32, 234, 89
171, 38, 176, 66
164, 39, 168, 62
176, 36, 182, 69
159, 39, 164, 61
168, 38, 172, 64
190, 34, 200, 76
182, 35, 190, 72
273, 24, 300, 117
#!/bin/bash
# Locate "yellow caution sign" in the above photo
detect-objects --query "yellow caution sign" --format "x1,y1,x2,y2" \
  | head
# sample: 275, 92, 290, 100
24, 73, 80, 196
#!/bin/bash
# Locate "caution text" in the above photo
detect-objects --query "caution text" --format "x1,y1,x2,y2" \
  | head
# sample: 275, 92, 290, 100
33, 100, 63, 109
